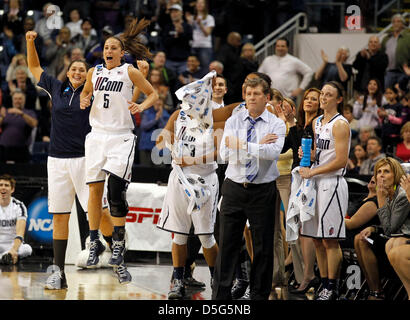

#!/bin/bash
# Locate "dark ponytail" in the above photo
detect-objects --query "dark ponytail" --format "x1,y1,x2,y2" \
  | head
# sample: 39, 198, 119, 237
110, 18, 153, 61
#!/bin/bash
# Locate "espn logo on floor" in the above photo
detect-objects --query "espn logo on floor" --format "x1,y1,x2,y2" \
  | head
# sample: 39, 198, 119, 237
126, 207, 161, 224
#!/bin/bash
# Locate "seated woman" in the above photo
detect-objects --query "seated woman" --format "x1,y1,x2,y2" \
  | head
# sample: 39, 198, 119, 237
342, 176, 379, 248
396, 121, 410, 162
354, 157, 410, 300
385, 173, 410, 300
347, 144, 367, 174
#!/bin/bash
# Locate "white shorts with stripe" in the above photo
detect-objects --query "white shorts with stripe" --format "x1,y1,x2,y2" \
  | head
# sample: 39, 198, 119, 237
301, 175, 347, 239
85, 129, 136, 184
157, 169, 219, 235
48, 156, 108, 213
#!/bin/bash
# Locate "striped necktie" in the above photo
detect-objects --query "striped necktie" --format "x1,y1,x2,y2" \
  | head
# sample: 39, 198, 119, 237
246, 116, 262, 182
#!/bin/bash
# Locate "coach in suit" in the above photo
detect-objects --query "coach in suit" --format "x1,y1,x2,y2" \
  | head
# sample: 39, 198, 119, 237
212, 77, 286, 300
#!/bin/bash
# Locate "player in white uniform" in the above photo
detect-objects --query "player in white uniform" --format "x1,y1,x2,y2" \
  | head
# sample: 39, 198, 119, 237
0, 175, 32, 265
299, 81, 351, 300
156, 75, 221, 300
80, 18, 158, 284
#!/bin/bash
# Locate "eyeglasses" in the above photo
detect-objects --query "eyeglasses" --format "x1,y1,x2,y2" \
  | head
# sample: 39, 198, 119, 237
370, 181, 376, 184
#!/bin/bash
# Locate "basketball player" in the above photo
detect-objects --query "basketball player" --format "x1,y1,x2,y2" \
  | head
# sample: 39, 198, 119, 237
26, 31, 113, 290
0, 174, 32, 265
299, 81, 351, 300
156, 74, 222, 299
80, 18, 158, 284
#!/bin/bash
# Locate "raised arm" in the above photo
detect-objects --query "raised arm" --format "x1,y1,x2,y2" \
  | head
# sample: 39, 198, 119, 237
26, 31, 44, 82
127, 66, 159, 114
80, 68, 95, 109
156, 109, 179, 150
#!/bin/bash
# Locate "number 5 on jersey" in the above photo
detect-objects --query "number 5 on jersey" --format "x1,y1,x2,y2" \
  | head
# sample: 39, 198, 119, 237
103, 94, 110, 108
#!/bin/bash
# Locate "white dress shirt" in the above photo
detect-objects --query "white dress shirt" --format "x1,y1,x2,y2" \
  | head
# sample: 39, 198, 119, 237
220, 108, 286, 184
258, 53, 313, 97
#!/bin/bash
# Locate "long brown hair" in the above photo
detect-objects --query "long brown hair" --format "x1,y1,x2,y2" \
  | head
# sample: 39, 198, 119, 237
297, 87, 322, 129
109, 18, 153, 61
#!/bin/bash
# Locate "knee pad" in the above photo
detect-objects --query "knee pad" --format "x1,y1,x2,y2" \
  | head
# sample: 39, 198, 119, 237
107, 175, 129, 218
172, 234, 188, 246
198, 234, 216, 249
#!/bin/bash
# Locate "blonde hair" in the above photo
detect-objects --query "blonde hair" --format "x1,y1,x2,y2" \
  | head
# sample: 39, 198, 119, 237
373, 157, 405, 187
400, 121, 410, 137
283, 97, 296, 109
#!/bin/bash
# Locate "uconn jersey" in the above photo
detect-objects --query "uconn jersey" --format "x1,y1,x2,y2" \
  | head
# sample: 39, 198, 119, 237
0, 198, 27, 249
91, 63, 134, 132
312, 114, 351, 177
174, 110, 217, 176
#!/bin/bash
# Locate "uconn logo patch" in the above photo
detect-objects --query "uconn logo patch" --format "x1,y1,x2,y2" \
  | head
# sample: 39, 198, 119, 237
94, 77, 124, 92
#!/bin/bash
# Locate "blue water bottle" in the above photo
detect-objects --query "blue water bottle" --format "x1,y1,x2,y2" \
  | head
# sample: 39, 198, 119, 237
300, 133, 312, 167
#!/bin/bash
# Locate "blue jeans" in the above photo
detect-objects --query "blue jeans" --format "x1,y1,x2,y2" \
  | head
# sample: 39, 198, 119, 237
165, 60, 187, 76
384, 70, 407, 89
191, 47, 214, 73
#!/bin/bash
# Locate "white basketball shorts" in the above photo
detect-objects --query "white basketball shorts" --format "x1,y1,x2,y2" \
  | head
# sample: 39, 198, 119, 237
48, 156, 108, 214
157, 169, 219, 235
85, 129, 136, 184
301, 175, 347, 239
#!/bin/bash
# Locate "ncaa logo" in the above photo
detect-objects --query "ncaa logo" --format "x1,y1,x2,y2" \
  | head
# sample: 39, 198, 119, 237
27, 197, 53, 244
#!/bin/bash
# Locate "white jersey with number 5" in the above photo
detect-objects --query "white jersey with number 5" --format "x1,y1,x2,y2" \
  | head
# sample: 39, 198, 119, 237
312, 113, 350, 177
90, 63, 134, 132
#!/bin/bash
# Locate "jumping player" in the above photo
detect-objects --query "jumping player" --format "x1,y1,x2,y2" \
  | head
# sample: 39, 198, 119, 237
80, 18, 158, 284
26, 31, 113, 290
299, 81, 351, 300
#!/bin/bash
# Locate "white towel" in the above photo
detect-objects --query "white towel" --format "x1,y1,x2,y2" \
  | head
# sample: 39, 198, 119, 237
175, 70, 216, 132
286, 166, 317, 243
171, 161, 211, 215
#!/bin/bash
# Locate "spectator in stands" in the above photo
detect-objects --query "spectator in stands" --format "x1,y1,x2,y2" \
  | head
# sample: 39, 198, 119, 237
216, 32, 243, 103
70, 17, 98, 57
178, 55, 205, 87
353, 36, 388, 93
3, 66, 37, 110
91, 0, 121, 31
358, 126, 376, 149
1, 0, 25, 39
396, 121, 410, 162
34, 3, 64, 47
45, 27, 74, 78
239, 43, 259, 81
343, 104, 359, 146
57, 47, 85, 82
355, 157, 409, 299
186, 0, 214, 74
0, 174, 32, 265
6, 54, 36, 86
150, 51, 177, 89
86, 25, 114, 67
279, 88, 322, 295
379, 86, 403, 154
209, 60, 224, 75
347, 144, 367, 174
65, 8, 83, 39
138, 97, 170, 167
386, 173, 410, 300
258, 37, 313, 101
315, 47, 353, 90
381, 14, 410, 89
17, 17, 44, 65
343, 176, 379, 249
146, 68, 173, 112
353, 78, 386, 129
161, 4, 193, 76
360, 137, 386, 175
0, 25, 18, 90
0, 90, 38, 163
210, 74, 228, 109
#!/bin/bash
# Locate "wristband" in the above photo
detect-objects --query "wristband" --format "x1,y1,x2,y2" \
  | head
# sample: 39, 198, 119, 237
15, 236, 23, 242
